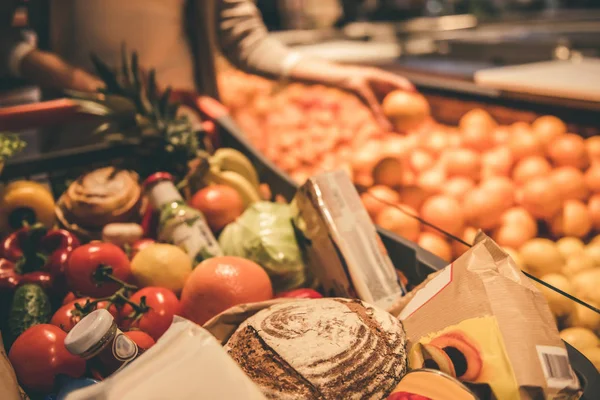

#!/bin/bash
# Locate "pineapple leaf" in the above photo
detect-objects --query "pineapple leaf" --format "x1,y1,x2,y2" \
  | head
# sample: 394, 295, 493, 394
131, 51, 140, 90
101, 95, 138, 115
147, 69, 158, 105
84, 48, 204, 173
72, 99, 113, 116
92, 122, 112, 135
167, 102, 179, 122
121, 43, 131, 88
91, 53, 124, 95
129, 51, 151, 115
158, 87, 172, 119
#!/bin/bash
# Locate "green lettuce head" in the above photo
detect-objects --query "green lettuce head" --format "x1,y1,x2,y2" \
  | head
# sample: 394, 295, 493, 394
219, 201, 309, 292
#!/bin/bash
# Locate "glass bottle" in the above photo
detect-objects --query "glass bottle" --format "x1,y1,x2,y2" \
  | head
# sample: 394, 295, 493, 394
143, 172, 222, 264
64, 309, 141, 378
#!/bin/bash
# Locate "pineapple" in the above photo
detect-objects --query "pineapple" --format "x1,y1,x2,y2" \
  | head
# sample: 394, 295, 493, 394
69, 46, 208, 178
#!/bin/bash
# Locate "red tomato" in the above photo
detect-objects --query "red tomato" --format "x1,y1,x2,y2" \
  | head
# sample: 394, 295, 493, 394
125, 330, 156, 350
8, 324, 86, 393
66, 243, 131, 297
275, 288, 323, 299
129, 239, 155, 260
62, 292, 78, 305
120, 287, 180, 341
51, 298, 120, 332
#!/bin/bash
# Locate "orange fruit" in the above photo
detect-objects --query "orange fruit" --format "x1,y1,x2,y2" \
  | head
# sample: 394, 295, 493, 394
375, 205, 420, 242
190, 185, 245, 233
180, 256, 273, 325
418, 232, 452, 263
361, 185, 401, 221
420, 195, 465, 236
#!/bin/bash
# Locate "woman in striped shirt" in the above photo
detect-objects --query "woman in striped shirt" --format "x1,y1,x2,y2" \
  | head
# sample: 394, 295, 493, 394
0, 0, 413, 129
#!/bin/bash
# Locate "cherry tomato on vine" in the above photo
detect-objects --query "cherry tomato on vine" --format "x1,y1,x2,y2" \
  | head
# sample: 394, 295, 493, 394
120, 287, 180, 341
66, 243, 131, 297
51, 298, 120, 332
125, 330, 156, 350
62, 292, 78, 305
8, 324, 86, 393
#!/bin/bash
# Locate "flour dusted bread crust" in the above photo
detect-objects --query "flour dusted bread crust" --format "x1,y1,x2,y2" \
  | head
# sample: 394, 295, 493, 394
225, 298, 407, 400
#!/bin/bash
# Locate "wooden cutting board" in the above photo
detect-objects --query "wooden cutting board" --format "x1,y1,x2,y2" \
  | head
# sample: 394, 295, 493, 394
474, 59, 600, 102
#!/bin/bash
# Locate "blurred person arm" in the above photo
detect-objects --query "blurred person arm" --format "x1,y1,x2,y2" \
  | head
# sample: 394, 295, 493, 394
217, 0, 301, 78
0, 0, 103, 92
0, 0, 29, 78
217, 0, 414, 130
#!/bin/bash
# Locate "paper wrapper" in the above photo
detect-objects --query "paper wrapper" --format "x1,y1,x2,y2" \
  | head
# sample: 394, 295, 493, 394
64, 317, 267, 400
203, 298, 295, 344
390, 232, 582, 400
292, 170, 406, 311
0, 332, 26, 400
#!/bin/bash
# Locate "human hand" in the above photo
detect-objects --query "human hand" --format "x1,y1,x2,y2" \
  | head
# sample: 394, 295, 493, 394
287, 58, 416, 130
335, 65, 415, 131
20, 50, 105, 93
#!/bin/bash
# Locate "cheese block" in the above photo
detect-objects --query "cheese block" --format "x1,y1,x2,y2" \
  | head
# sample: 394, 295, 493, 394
225, 298, 408, 400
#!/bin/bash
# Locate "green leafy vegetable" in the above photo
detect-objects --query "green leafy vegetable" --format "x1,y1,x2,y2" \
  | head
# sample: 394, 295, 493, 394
219, 201, 310, 292
0, 133, 26, 161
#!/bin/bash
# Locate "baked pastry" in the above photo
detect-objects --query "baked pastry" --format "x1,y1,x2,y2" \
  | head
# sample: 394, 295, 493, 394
225, 298, 407, 400
56, 167, 144, 240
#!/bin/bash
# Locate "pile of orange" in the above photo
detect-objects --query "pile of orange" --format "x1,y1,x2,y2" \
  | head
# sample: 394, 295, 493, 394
219, 70, 600, 265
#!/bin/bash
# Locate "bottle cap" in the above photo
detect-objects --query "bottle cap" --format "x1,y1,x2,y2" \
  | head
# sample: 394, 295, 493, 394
142, 172, 175, 191
64, 309, 114, 356
143, 172, 183, 209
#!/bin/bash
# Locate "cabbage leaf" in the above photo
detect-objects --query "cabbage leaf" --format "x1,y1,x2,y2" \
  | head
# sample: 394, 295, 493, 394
219, 201, 310, 292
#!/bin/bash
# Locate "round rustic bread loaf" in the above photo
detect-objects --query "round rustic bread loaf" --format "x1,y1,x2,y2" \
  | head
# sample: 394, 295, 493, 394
225, 298, 407, 399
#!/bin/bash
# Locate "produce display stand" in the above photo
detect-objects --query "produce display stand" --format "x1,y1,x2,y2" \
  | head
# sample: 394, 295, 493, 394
2, 93, 599, 398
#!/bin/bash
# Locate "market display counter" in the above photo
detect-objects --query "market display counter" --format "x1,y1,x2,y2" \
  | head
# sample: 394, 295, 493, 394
2, 98, 600, 398
2, 69, 600, 397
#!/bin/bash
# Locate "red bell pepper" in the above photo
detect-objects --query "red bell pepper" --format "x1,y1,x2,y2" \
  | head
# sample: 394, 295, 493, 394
0, 225, 79, 294
0, 258, 53, 290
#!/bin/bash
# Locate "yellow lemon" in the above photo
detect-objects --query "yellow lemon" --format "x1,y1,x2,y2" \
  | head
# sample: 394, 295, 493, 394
131, 243, 192, 294
559, 327, 599, 352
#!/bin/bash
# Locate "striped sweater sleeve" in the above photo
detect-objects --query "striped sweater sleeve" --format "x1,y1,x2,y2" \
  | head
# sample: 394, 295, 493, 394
216, 0, 303, 78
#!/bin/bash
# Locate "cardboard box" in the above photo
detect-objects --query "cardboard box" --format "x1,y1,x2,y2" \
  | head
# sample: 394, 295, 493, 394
390, 232, 582, 400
